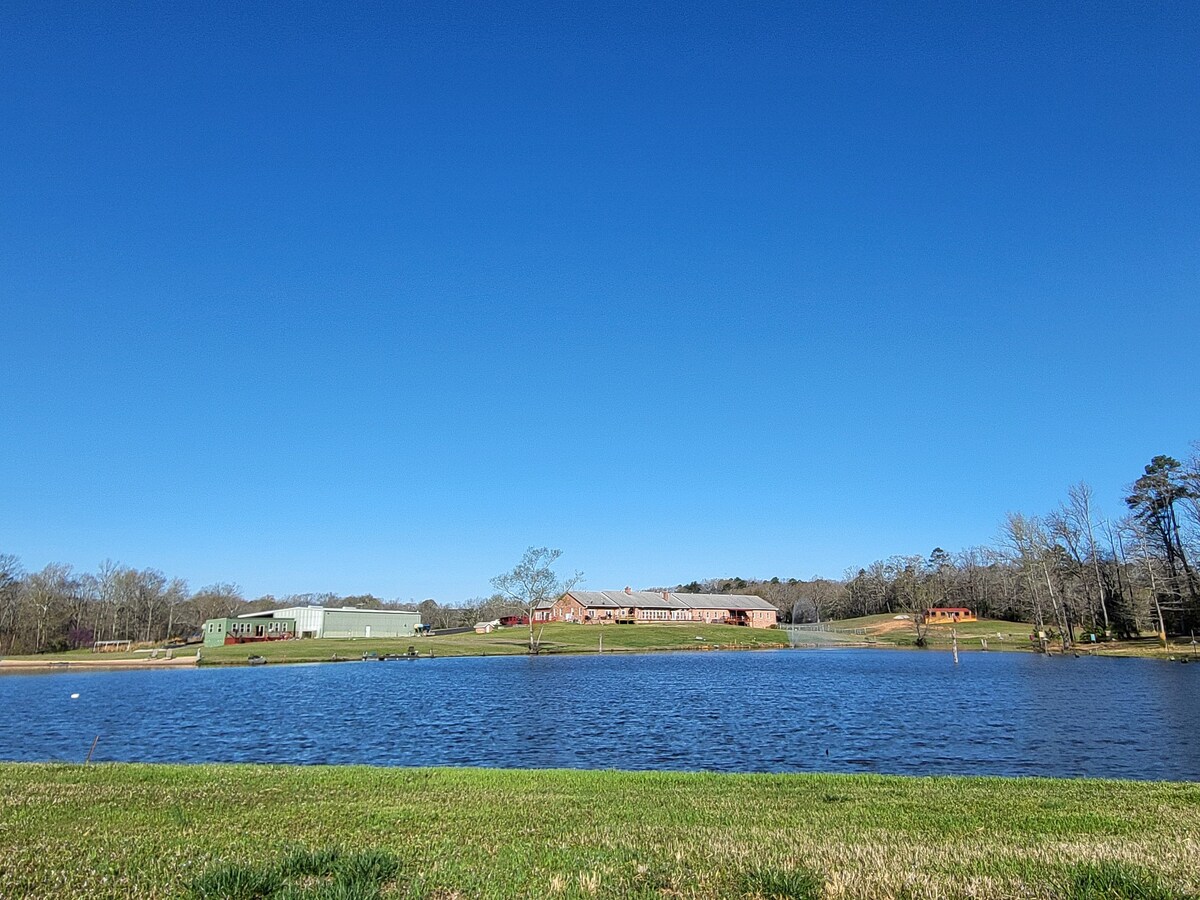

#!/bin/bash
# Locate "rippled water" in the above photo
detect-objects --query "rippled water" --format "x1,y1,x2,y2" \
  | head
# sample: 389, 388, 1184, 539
2, 649, 1197, 779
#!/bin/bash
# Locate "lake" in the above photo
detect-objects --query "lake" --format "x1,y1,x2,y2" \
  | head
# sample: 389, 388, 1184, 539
2, 649, 1198, 780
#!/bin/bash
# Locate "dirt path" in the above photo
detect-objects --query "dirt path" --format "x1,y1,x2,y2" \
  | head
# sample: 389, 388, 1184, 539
0, 654, 200, 670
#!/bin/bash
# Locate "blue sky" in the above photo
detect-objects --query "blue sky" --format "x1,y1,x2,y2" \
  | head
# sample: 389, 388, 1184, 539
2, 1, 1197, 602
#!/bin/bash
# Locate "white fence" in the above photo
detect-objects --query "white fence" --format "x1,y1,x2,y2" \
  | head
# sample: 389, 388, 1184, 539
783, 624, 867, 635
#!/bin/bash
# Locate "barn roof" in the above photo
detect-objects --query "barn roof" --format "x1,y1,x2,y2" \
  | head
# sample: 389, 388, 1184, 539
679, 593, 778, 611
565, 591, 626, 608
562, 590, 777, 612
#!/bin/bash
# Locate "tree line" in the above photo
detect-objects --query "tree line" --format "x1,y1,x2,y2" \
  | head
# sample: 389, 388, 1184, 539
2, 445, 1196, 654
0, 561, 422, 656
0, 550, 544, 656
676, 446, 1200, 647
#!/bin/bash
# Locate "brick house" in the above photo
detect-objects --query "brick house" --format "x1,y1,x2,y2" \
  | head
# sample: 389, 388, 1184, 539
534, 588, 779, 628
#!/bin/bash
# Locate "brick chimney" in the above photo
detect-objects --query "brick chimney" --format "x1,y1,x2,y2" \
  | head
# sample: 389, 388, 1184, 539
662, 591, 669, 600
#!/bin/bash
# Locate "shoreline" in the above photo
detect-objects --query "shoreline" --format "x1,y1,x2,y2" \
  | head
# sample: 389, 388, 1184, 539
3, 757, 1199, 783
2, 616, 1193, 672
1, 638, 1193, 673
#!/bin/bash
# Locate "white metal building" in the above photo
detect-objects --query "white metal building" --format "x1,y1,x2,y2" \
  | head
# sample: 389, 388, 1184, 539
240, 606, 422, 639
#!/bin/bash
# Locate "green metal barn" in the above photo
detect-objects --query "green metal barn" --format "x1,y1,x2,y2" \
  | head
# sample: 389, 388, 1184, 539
202, 616, 296, 647
203, 607, 421, 644
240, 606, 422, 639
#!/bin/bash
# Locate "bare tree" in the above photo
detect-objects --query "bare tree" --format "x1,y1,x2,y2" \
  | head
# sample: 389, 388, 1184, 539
843, 562, 890, 618
490, 547, 582, 653
0, 555, 25, 654
785, 577, 845, 624
1048, 484, 1111, 636
190, 582, 244, 625
884, 555, 933, 646
1117, 516, 1171, 648
22, 564, 78, 653
1182, 442, 1200, 525
1001, 513, 1069, 647
161, 577, 189, 641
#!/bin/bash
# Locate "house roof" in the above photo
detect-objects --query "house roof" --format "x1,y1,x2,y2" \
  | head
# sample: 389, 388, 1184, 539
564, 590, 625, 609
561, 590, 778, 612
679, 593, 779, 611
240, 606, 420, 619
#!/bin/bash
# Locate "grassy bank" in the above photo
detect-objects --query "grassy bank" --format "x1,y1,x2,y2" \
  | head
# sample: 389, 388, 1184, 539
785, 615, 1034, 651
1, 763, 1197, 899
792, 614, 1200, 660
5, 617, 1194, 670
196, 622, 790, 665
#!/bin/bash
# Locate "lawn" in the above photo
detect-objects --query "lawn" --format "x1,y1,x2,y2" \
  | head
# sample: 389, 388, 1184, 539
0, 763, 1196, 899
782, 615, 1035, 653
863, 614, 1030, 647
798, 614, 1200, 659
196, 622, 790, 665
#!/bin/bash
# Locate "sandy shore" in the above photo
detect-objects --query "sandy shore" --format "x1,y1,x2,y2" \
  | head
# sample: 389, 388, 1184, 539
0, 654, 200, 670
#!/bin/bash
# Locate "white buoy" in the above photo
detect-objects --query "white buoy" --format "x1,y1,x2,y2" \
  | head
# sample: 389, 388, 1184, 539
70, 693, 80, 699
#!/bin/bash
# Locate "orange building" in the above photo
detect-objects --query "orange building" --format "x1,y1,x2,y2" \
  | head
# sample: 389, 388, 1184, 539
923, 607, 977, 623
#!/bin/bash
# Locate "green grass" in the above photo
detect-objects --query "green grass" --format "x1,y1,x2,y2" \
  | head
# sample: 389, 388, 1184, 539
189, 846, 402, 899
6, 618, 1194, 668
801, 615, 1200, 660
1, 763, 1197, 899
1064, 860, 1184, 900
196, 622, 790, 665
741, 865, 825, 899
794, 614, 1033, 646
